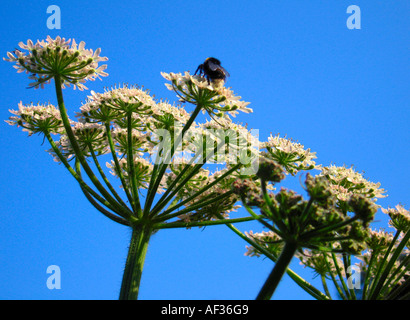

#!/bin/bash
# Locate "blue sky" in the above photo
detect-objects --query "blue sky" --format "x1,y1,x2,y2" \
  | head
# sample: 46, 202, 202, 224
0, 1, 409, 300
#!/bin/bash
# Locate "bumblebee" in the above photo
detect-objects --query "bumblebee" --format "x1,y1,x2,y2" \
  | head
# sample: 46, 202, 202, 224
194, 57, 230, 84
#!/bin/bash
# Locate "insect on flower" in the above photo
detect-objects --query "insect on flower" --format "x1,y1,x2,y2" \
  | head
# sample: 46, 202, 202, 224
194, 57, 230, 84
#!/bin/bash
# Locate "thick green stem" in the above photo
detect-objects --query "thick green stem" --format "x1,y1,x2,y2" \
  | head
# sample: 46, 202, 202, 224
256, 241, 298, 300
119, 224, 152, 300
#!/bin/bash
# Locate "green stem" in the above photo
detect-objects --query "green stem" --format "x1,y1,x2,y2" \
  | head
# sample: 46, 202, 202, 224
343, 254, 357, 300
381, 254, 410, 298
150, 162, 205, 217
127, 112, 142, 216
398, 289, 410, 300
323, 253, 347, 300
369, 228, 410, 300
144, 104, 202, 215
298, 197, 315, 232
153, 215, 257, 230
242, 199, 285, 239
119, 224, 152, 300
331, 252, 351, 299
256, 241, 298, 300
150, 139, 230, 217
45, 131, 124, 217
150, 140, 208, 213
155, 190, 235, 223
216, 213, 328, 300
104, 121, 134, 206
88, 143, 129, 209
321, 274, 332, 299
385, 276, 410, 300
366, 230, 401, 299
299, 216, 360, 241
53, 75, 131, 220
361, 249, 377, 299
74, 158, 130, 226
155, 164, 240, 219
260, 179, 288, 233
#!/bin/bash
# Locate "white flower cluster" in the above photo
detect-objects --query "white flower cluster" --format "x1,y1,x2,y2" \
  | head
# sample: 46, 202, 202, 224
356, 227, 410, 287
317, 164, 387, 202
161, 71, 252, 118
6, 101, 62, 135
244, 230, 283, 257
262, 133, 318, 174
4, 36, 108, 90
81, 85, 155, 115
382, 204, 410, 231
298, 249, 345, 277
106, 157, 156, 191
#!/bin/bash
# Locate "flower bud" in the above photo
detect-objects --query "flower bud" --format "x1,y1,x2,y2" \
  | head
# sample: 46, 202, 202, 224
348, 194, 378, 226
305, 173, 335, 207
232, 178, 256, 196
232, 178, 264, 207
256, 157, 285, 183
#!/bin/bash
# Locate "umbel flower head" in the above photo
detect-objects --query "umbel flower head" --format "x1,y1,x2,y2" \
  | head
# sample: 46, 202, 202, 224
6, 101, 63, 135
161, 71, 252, 119
79, 84, 156, 123
297, 248, 347, 278
261, 133, 317, 175
245, 230, 283, 258
317, 164, 387, 205
49, 122, 109, 162
4, 36, 108, 90
382, 204, 410, 232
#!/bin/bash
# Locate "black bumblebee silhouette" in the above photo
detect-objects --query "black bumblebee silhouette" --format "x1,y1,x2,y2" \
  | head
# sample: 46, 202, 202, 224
194, 57, 230, 84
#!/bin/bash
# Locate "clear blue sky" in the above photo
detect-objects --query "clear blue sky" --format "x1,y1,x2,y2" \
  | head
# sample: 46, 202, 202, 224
0, 1, 408, 300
